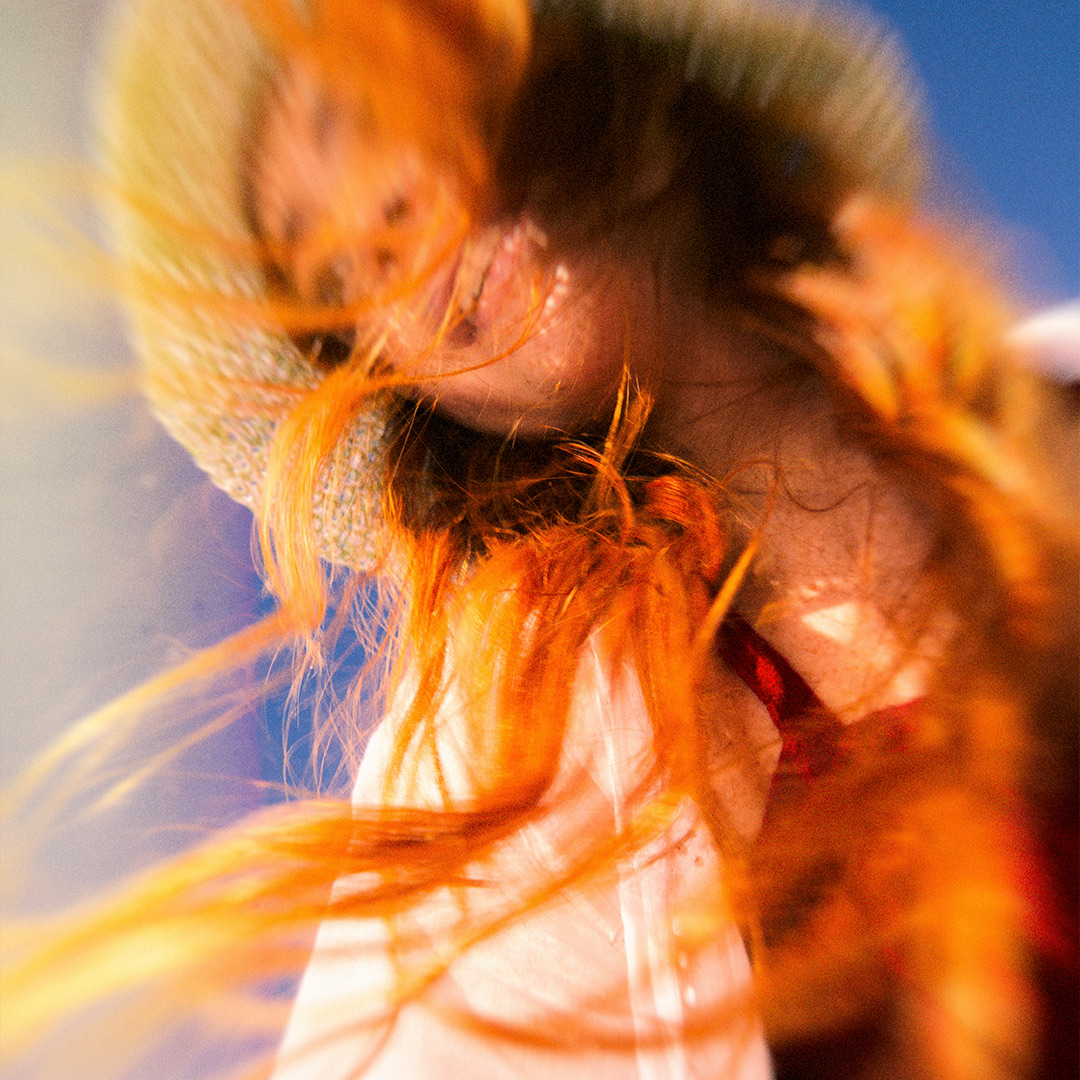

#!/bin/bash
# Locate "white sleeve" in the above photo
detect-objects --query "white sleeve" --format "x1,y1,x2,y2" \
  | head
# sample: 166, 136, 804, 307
271, 641, 774, 1080
1009, 301, 1080, 382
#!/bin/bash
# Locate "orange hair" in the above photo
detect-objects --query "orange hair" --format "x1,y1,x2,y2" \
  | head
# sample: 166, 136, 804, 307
2, 3, 1076, 1080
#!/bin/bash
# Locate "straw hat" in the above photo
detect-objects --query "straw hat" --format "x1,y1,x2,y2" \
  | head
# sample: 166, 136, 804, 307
100, 0, 924, 568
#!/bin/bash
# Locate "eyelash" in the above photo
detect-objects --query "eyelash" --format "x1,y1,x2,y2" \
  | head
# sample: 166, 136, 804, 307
296, 327, 357, 369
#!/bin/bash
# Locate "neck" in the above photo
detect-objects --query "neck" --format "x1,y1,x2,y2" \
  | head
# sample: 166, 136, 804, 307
647, 291, 939, 721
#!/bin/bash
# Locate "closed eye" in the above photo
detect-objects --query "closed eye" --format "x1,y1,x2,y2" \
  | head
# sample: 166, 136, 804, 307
295, 327, 357, 370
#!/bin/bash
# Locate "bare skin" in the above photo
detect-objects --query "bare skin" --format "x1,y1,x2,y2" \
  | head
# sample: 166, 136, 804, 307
249, 59, 662, 434
248, 59, 937, 730
257, 56, 943, 1080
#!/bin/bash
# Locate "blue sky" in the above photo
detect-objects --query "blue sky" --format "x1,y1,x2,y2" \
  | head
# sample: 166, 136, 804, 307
1, 0, 1075, 769
0, 0, 1075, 908
2, 0, 1074, 298
866, 0, 1079, 303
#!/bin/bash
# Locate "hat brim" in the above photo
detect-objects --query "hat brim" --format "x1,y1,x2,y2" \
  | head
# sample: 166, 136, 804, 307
100, 0, 923, 569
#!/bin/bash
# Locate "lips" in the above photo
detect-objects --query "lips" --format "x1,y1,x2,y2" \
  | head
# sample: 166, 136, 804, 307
441, 218, 549, 346
471, 221, 527, 325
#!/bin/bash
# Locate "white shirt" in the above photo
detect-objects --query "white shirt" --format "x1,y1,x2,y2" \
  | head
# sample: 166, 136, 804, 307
271, 636, 774, 1080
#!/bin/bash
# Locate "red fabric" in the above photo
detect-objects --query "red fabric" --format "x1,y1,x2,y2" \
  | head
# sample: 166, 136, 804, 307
716, 614, 841, 784
716, 614, 824, 731
718, 614, 1077, 1080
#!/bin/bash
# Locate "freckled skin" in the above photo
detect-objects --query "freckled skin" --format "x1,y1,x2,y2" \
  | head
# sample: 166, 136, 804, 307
249, 60, 663, 434
248, 61, 939, 717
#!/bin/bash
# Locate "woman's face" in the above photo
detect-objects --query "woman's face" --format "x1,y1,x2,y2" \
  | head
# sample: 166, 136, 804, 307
248, 60, 661, 435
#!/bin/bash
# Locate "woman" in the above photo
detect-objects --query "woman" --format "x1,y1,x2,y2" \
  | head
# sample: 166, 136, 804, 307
4, 0, 1076, 1077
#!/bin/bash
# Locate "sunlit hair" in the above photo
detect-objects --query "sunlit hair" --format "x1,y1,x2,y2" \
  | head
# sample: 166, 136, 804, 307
2, 2, 1076, 1080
